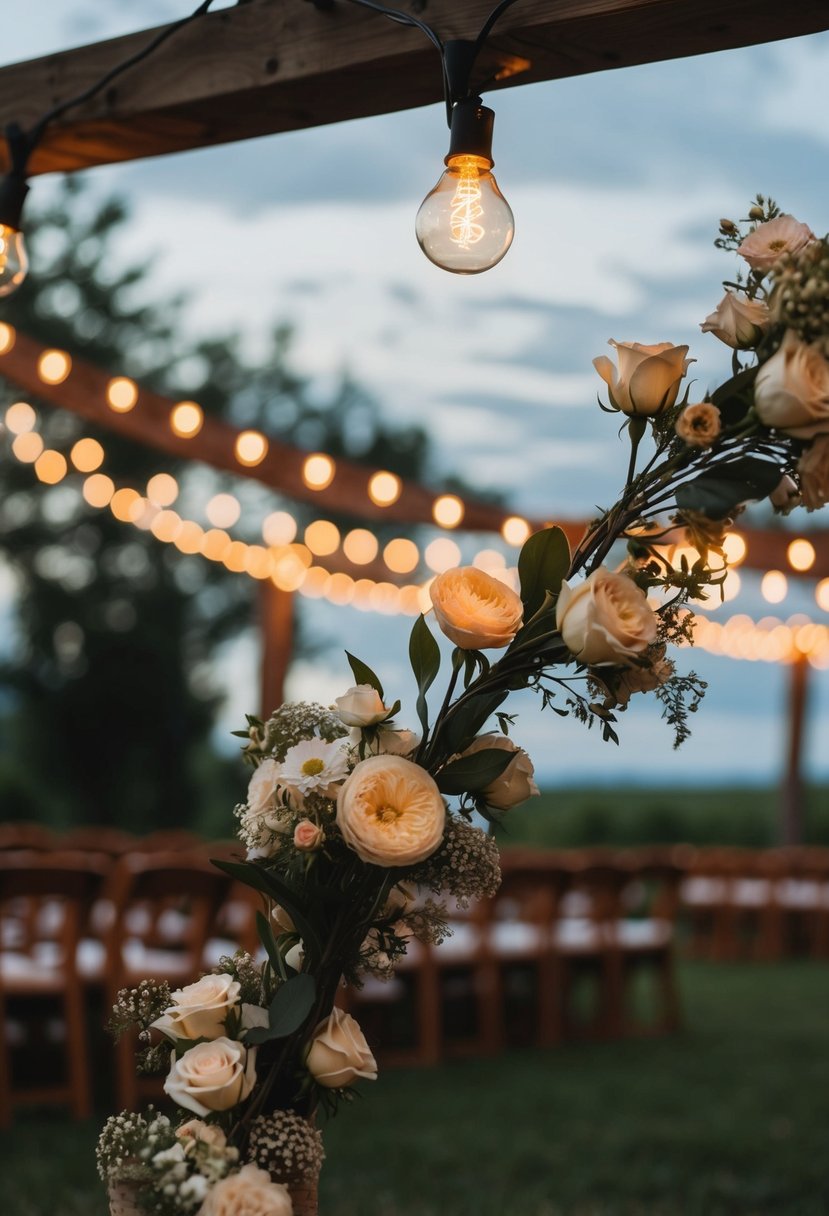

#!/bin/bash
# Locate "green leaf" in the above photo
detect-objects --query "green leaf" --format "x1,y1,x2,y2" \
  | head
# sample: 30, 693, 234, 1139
675, 456, 781, 519
409, 614, 441, 737
710, 365, 758, 426
441, 691, 508, 758
256, 911, 285, 980
518, 527, 570, 618
211, 859, 324, 964
245, 973, 317, 1045
436, 747, 514, 795
345, 651, 384, 699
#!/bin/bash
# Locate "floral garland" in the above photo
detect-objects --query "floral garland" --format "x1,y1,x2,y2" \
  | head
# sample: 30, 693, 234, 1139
98, 197, 829, 1215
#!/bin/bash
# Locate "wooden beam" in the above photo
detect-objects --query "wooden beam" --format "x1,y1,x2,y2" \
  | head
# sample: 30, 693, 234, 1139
1, 0, 827, 176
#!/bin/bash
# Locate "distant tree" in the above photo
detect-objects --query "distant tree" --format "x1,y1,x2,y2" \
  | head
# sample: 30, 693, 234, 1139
0, 180, 432, 832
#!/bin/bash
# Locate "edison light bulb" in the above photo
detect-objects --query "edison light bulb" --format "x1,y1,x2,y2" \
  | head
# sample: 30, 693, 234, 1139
0, 224, 27, 297
416, 100, 514, 275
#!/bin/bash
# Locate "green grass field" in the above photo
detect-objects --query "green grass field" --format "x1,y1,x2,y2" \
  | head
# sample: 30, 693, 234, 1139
500, 785, 829, 850
4, 962, 829, 1216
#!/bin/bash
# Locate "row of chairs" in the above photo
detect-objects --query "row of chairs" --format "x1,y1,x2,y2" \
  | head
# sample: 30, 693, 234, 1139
348, 847, 683, 1067
0, 846, 251, 1127
680, 846, 829, 960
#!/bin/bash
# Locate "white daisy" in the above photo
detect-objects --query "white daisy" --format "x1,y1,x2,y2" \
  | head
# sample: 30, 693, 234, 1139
280, 737, 350, 795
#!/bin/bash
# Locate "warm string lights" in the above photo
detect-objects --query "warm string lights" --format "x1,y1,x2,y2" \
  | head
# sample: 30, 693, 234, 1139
693, 613, 829, 669
0, 322, 538, 540
1, 398, 528, 615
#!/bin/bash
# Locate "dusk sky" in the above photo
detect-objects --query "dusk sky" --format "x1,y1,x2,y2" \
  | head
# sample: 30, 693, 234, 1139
3, 3, 829, 786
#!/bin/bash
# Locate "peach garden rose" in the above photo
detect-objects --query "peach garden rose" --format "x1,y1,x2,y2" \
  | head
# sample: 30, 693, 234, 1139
336, 754, 445, 866
429, 566, 523, 650
700, 291, 770, 349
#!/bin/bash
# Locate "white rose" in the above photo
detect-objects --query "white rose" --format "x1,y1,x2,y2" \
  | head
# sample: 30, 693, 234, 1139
755, 330, 829, 438
336, 755, 445, 867
176, 1119, 227, 1151
430, 566, 524, 650
247, 759, 280, 815
306, 1007, 377, 1089
593, 340, 693, 416
335, 685, 389, 727
738, 214, 815, 272
460, 734, 539, 811
556, 567, 657, 666
198, 1164, 292, 1216
374, 727, 421, 757
152, 974, 241, 1042
163, 1037, 257, 1116
700, 291, 770, 349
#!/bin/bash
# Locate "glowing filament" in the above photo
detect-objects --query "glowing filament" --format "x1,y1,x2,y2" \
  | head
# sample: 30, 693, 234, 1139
450, 161, 485, 249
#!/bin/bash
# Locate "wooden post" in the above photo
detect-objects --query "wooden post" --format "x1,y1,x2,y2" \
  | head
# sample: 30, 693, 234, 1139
260, 580, 294, 717
780, 653, 809, 846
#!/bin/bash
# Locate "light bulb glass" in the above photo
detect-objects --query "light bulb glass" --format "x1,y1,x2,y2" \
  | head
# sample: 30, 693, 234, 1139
416, 154, 514, 275
0, 224, 27, 297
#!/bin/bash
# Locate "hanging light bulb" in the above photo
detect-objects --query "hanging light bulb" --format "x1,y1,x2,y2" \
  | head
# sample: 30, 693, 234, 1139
415, 98, 514, 275
0, 171, 29, 298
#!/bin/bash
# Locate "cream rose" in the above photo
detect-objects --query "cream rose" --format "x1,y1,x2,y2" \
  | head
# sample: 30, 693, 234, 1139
798, 435, 829, 510
430, 566, 523, 650
336, 754, 445, 866
755, 330, 829, 438
675, 402, 722, 449
164, 1037, 257, 1116
700, 291, 770, 349
247, 759, 280, 815
335, 685, 389, 727
293, 819, 324, 850
176, 1118, 227, 1151
461, 734, 539, 811
556, 567, 657, 666
153, 974, 241, 1042
351, 725, 420, 757
738, 214, 815, 272
198, 1165, 292, 1216
593, 340, 693, 417
607, 651, 674, 708
306, 1007, 377, 1089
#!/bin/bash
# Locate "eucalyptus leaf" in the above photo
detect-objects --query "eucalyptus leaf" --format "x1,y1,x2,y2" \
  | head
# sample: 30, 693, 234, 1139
518, 527, 570, 618
245, 973, 317, 1045
345, 651, 384, 699
675, 456, 781, 519
436, 747, 514, 795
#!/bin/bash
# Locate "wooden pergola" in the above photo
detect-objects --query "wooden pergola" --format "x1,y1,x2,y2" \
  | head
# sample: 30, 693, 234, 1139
1, 0, 827, 839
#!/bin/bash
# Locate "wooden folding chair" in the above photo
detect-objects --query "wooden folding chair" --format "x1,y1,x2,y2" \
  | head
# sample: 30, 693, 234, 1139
0, 851, 108, 1126
94, 852, 232, 1111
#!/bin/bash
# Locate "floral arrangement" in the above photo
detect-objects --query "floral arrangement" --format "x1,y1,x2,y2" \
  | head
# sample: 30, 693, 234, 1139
98, 197, 829, 1215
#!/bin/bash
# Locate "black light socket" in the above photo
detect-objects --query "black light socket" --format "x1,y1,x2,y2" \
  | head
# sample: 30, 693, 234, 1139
446, 98, 495, 166
0, 173, 29, 233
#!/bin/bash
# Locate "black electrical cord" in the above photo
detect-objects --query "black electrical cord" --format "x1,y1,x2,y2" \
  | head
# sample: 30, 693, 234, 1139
332, 0, 529, 124
7, 0, 219, 170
